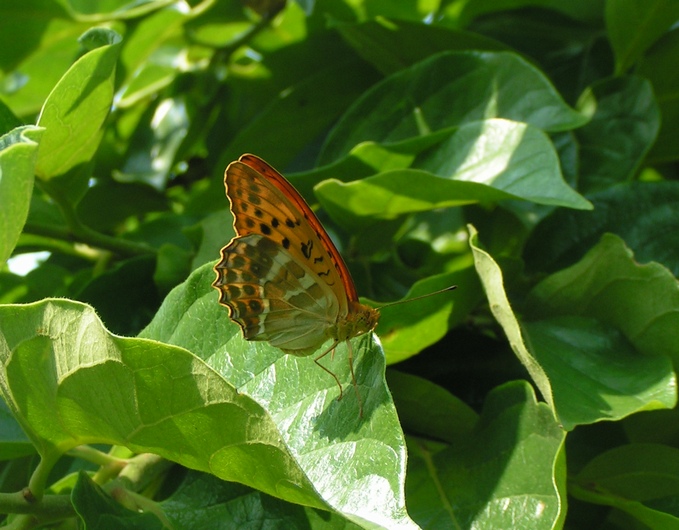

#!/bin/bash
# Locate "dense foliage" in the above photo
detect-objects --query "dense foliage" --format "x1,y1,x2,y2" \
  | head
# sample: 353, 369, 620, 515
1, 1, 678, 528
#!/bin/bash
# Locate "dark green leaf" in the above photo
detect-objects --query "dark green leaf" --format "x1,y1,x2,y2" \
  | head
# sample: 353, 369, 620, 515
525, 233, 679, 366
524, 317, 675, 430
574, 443, 679, 528
320, 51, 587, 163
576, 76, 660, 192
606, 0, 679, 74
73, 472, 163, 529
524, 182, 679, 277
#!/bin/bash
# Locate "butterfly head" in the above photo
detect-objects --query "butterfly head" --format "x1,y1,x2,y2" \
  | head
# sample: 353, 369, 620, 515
328, 301, 379, 343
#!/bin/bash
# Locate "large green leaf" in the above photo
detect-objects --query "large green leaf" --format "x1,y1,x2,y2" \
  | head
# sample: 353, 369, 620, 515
0, 276, 417, 528
523, 316, 675, 430
319, 51, 587, 163
317, 119, 590, 231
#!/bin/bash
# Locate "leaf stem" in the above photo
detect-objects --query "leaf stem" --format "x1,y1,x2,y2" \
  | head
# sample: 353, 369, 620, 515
67, 445, 128, 468
32, 181, 156, 258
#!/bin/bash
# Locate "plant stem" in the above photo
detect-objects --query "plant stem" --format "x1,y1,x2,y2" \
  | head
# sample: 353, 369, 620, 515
67, 445, 128, 468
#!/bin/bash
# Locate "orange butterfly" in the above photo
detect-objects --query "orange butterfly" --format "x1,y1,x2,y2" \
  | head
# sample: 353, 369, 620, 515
213, 154, 379, 416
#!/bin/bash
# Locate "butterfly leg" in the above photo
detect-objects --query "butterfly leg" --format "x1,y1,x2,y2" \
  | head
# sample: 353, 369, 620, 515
346, 339, 364, 418
314, 340, 344, 401
314, 340, 364, 418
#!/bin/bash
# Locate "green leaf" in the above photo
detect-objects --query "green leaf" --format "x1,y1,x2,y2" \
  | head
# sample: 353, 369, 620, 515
0, 398, 33, 460
0, 2, 90, 118
376, 268, 476, 364
319, 51, 588, 163
525, 233, 679, 366
160, 471, 364, 529
153, 243, 193, 295
35, 27, 122, 198
62, 0, 176, 19
468, 224, 555, 410
576, 76, 660, 192
118, 6, 187, 87
386, 371, 478, 444
606, 0, 679, 74
0, 126, 43, 264
73, 471, 163, 529
524, 182, 679, 277
523, 316, 675, 430
0, 294, 416, 527
573, 443, 679, 528
638, 28, 679, 162
139, 263, 418, 529
335, 17, 508, 75
317, 120, 591, 231
406, 381, 565, 529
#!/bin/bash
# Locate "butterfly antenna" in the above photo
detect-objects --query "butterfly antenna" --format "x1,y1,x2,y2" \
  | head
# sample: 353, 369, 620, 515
378, 285, 457, 309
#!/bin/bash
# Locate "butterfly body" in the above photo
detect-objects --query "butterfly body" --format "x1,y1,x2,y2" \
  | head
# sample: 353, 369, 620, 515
213, 154, 378, 413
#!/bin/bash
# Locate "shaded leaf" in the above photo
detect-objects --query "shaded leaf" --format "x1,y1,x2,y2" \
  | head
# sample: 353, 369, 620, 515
573, 443, 679, 528
606, 0, 679, 74
524, 317, 675, 430
406, 382, 565, 529
576, 76, 660, 192
524, 182, 679, 277
525, 233, 679, 365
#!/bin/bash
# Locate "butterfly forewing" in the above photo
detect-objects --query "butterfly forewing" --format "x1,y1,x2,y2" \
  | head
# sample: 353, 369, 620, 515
237, 155, 362, 301
224, 159, 349, 309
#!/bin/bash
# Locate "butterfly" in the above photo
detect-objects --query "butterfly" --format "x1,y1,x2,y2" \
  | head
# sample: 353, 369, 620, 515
213, 154, 379, 416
